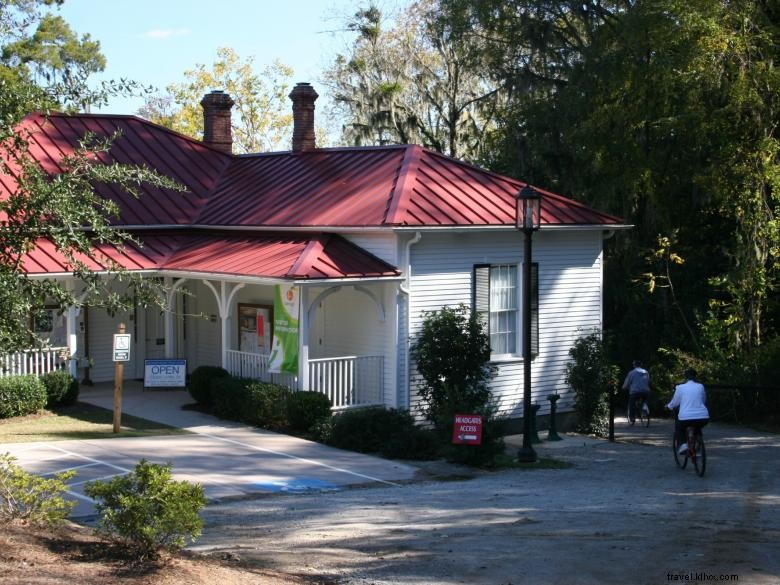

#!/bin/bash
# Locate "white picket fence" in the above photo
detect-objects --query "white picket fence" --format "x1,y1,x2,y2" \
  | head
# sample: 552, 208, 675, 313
224, 350, 384, 410
0, 347, 69, 377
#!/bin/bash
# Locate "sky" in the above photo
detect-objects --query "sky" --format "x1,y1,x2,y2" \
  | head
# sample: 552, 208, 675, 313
53, 0, 379, 115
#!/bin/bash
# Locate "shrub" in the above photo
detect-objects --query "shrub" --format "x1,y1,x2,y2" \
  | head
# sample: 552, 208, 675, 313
425, 386, 507, 467
286, 391, 332, 434
41, 370, 79, 408
410, 305, 494, 423
211, 376, 248, 421
0, 453, 75, 526
187, 366, 229, 408
0, 375, 46, 419
84, 459, 206, 560
241, 381, 291, 430
565, 331, 619, 437
327, 407, 439, 460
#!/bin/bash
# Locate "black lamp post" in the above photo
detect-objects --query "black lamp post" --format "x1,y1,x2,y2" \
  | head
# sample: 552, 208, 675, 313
516, 185, 542, 463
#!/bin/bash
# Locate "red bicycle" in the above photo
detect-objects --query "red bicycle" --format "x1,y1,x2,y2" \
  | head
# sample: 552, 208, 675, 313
672, 424, 706, 477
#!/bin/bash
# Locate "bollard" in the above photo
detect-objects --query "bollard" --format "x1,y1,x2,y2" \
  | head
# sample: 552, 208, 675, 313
547, 394, 562, 441
529, 403, 542, 444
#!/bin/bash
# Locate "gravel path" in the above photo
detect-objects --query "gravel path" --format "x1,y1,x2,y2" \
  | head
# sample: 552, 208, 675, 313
192, 419, 780, 585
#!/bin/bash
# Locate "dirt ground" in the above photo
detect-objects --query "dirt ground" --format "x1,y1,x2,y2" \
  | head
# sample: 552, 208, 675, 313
2, 419, 778, 585
0, 521, 327, 585
190, 420, 780, 585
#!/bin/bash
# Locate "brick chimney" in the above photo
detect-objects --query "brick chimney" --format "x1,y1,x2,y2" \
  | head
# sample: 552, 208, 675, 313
289, 82, 318, 152
200, 90, 234, 154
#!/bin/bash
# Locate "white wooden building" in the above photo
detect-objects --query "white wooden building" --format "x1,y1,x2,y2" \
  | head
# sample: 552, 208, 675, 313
3, 83, 628, 422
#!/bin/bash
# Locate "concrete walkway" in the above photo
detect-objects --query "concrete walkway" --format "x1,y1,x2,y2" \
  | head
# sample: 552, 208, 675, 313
1, 381, 421, 518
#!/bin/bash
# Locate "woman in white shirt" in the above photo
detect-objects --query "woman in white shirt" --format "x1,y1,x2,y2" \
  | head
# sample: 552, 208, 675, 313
667, 368, 709, 454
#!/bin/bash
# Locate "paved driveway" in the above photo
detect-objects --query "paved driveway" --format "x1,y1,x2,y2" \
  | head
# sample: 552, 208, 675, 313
0, 383, 419, 517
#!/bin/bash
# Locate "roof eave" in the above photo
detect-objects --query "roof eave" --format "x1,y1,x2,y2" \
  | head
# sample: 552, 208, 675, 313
392, 224, 634, 232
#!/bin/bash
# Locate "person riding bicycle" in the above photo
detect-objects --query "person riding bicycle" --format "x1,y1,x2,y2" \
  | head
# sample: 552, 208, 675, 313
622, 359, 650, 423
667, 367, 709, 454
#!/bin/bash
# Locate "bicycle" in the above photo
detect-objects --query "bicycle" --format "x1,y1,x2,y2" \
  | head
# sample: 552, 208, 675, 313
627, 394, 650, 427
672, 424, 706, 477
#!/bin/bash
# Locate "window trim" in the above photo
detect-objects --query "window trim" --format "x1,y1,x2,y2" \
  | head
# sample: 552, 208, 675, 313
473, 262, 538, 360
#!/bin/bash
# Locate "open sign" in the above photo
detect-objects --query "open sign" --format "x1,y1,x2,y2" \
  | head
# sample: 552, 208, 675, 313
144, 359, 187, 388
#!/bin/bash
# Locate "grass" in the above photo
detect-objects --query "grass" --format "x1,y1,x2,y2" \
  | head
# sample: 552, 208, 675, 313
0, 402, 190, 443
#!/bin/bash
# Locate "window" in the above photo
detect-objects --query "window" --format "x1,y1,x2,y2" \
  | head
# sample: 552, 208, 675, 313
473, 263, 538, 357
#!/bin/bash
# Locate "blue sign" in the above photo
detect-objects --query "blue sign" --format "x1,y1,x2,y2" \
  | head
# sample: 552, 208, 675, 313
144, 359, 187, 388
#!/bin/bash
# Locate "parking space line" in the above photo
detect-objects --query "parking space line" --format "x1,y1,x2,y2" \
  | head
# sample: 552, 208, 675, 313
69, 472, 124, 488
198, 432, 401, 487
47, 445, 132, 474
65, 490, 97, 504
43, 462, 101, 476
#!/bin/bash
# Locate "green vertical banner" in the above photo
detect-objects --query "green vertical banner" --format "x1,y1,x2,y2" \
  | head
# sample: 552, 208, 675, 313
268, 284, 300, 375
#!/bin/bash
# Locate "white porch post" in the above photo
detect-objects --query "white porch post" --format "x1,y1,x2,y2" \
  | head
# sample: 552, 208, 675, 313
164, 278, 187, 359
163, 277, 174, 358
298, 285, 310, 391
388, 282, 400, 408
202, 280, 245, 369
66, 280, 78, 378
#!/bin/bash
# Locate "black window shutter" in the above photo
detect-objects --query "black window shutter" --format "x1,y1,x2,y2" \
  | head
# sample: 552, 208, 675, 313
531, 263, 539, 357
473, 264, 490, 335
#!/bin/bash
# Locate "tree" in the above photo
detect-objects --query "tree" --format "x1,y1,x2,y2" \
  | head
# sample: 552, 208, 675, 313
0, 1, 180, 353
442, 0, 780, 368
138, 47, 294, 154
324, 1, 504, 162
1, 13, 105, 86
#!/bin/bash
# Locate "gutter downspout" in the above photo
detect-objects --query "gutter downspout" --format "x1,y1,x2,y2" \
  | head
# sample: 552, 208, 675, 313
398, 232, 421, 409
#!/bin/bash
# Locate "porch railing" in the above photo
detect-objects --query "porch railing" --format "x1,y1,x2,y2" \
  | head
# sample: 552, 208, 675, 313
0, 347, 69, 377
224, 350, 384, 410
309, 355, 384, 410
224, 350, 298, 389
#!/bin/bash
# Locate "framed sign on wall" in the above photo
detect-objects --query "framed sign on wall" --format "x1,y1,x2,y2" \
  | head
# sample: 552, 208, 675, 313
238, 303, 272, 355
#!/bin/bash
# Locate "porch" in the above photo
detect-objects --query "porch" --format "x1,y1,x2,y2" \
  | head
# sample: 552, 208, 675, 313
225, 350, 384, 410
0, 347, 70, 377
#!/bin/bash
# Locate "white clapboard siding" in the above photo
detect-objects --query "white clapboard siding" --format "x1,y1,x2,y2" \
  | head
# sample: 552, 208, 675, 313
343, 232, 399, 265
191, 281, 221, 369
314, 283, 394, 407
87, 306, 136, 383
407, 230, 603, 418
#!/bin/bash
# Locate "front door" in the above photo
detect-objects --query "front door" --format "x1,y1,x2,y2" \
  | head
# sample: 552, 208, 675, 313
145, 307, 165, 360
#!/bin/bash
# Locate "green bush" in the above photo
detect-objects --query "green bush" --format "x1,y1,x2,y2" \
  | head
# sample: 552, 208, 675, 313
565, 331, 618, 437
84, 459, 206, 560
286, 391, 332, 434
410, 306, 504, 466
241, 381, 291, 430
0, 375, 46, 419
431, 391, 507, 467
187, 366, 229, 408
211, 376, 248, 421
41, 370, 79, 408
410, 305, 494, 423
327, 407, 439, 460
0, 453, 75, 526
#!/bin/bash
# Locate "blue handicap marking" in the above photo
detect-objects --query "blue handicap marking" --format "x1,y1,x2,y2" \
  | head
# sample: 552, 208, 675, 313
251, 478, 340, 493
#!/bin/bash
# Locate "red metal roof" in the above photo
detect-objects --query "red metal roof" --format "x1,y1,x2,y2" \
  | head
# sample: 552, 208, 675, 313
21, 232, 399, 280
197, 145, 623, 227
5, 113, 623, 230
2, 113, 230, 226
5, 112, 624, 280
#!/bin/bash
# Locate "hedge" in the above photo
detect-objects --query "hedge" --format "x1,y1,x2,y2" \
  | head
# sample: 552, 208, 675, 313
41, 370, 79, 408
0, 375, 47, 419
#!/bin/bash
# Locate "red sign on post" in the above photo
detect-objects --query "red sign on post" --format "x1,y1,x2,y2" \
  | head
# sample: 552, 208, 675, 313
452, 414, 483, 445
